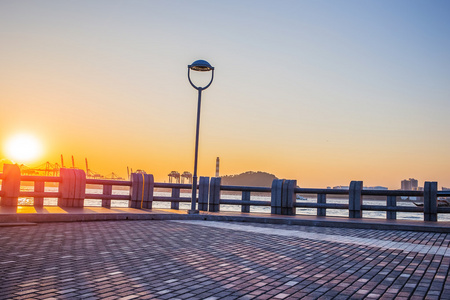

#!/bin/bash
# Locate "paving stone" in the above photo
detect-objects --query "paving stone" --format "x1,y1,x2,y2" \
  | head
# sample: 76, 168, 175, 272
0, 220, 449, 299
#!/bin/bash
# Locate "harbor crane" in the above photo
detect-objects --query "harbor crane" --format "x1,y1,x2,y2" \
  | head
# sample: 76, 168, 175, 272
85, 158, 103, 179
181, 171, 192, 184
168, 171, 181, 183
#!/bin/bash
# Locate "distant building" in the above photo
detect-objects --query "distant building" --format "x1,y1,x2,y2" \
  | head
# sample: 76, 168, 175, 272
401, 180, 410, 190
333, 186, 349, 190
401, 178, 419, 190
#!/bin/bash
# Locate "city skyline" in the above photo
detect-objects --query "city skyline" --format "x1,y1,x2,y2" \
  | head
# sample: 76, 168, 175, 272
1, 1, 450, 189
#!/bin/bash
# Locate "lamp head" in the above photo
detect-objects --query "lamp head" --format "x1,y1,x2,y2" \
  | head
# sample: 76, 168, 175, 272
188, 60, 214, 71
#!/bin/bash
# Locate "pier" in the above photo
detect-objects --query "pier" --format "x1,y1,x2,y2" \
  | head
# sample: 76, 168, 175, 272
1, 164, 450, 226
1, 163, 450, 299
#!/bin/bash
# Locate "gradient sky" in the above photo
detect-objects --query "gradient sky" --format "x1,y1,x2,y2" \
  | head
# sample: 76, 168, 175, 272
1, 0, 449, 189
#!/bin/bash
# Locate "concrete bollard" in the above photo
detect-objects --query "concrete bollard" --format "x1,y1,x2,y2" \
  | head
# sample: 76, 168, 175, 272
209, 177, 221, 212
198, 177, 209, 211
349, 181, 363, 218
141, 174, 154, 209
282, 180, 297, 215
424, 182, 438, 222
130, 173, 142, 208
1, 164, 21, 207
58, 168, 86, 208
171, 187, 180, 210
271, 179, 296, 215
130, 173, 154, 209
271, 179, 283, 214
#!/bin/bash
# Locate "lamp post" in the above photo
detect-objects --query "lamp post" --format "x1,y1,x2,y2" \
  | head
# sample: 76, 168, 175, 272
187, 60, 214, 214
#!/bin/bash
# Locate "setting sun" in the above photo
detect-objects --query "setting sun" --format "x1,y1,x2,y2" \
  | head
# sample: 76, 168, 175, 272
4, 134, 43, 164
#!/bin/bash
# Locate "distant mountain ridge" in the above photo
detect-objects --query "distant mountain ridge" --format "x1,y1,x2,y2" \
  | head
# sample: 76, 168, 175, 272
220, 171, 278, 187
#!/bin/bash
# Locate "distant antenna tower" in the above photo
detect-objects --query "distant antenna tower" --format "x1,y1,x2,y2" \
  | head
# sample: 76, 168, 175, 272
215, 157, 220, 177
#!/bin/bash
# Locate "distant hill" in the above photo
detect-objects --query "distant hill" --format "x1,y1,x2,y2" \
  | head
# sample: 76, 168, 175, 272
220, 171, 278, 187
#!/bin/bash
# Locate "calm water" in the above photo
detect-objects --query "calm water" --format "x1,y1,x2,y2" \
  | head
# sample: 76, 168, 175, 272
16, 186, 450, 221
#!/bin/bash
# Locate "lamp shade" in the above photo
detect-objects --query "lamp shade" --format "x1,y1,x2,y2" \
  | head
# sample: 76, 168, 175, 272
188, 60, 214, 71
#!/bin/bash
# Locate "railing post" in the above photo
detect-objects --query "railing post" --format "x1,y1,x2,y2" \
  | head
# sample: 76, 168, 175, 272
171, 187, 180, 210
102, 185, 112, 208
282, 180, 297, 215
271, 179, 283, 214
349, 181, 363, 218
130, 173, 154, 209
318, 194, 326, 216
198, 176, 209, 211
387, 195, 397, 220
74, 169, 86, 207
130, 173, 141, 208
34, 181, 45, 208
1, 164, 20, 207
58, 168, 86, 208
143, 174, 154, 209
424, 181, 437, 222
209, 177, 221, 212
242, 191, 251, 213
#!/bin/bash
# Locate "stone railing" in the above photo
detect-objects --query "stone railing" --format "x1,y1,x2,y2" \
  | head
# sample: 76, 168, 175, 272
1, 164, 449, 222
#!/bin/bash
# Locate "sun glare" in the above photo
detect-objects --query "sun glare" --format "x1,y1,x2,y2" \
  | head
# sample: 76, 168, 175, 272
4, 134, 43, 164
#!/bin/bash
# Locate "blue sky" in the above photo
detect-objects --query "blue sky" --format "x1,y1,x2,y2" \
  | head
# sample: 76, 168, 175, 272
1, 0, 449, 188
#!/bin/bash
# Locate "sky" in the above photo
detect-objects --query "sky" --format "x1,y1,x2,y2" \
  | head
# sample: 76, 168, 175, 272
1, 0, 449, 189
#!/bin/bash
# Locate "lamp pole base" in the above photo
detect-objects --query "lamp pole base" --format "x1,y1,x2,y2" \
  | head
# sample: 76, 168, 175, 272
188, 209, 199, 215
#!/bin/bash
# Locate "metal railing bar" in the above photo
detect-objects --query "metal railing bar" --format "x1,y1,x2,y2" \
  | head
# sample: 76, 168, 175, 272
84, 194, 131, 200
219, 199, 270, 206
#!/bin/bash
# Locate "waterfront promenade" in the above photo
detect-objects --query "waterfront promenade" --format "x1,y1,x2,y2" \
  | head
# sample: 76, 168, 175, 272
1, 212, 450, 299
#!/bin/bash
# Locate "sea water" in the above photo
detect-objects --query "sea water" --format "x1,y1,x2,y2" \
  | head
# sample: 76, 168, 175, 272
16, 186, 450, 221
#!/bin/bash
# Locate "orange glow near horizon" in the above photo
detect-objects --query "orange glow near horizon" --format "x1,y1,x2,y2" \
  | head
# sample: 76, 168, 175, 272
1, 2, 450, 191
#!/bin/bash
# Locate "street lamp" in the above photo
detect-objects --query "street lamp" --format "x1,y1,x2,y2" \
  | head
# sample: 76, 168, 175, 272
187, 59, 214, 214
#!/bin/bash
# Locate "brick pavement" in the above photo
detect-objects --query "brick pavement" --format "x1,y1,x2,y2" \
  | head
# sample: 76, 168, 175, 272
0, 220, 449, 299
